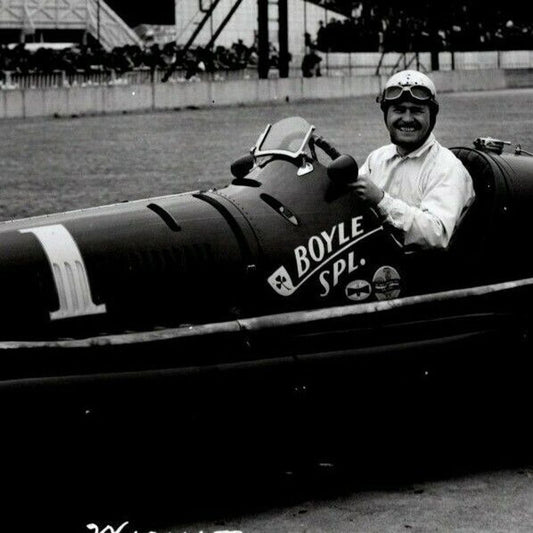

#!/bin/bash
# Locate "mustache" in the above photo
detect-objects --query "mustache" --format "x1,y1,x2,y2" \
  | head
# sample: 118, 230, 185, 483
393, 122, 421, 129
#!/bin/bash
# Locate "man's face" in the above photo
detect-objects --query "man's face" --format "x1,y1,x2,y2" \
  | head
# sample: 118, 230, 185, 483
385, 101, 432, 155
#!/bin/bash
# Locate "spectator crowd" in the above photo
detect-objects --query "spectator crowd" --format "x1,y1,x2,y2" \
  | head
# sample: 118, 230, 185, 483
310, 0, 533, 53
0, 39, 260, 80
2, 0, 533, 80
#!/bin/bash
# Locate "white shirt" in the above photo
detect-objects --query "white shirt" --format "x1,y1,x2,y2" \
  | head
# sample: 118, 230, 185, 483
359, 134, 475, 249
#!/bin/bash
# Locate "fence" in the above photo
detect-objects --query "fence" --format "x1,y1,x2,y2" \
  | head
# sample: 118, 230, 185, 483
4, 67, 530, 120
4, 50, 533, 91
290, 50, 533, 77
1, 66, 259, 90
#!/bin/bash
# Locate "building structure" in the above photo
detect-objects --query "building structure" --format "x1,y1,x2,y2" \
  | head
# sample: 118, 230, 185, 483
174, 0, 346, 58
0, 0, 141, 49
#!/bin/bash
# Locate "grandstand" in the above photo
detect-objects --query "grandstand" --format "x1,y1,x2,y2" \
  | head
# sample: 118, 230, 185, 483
0, 0, 337, 81
3, 0, 533, 87
0, 0, 141, 50
3, 1, 533, 54
310, 1, 533, 53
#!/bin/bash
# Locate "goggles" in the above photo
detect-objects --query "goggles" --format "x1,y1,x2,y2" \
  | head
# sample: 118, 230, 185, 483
382, 84, 434, 102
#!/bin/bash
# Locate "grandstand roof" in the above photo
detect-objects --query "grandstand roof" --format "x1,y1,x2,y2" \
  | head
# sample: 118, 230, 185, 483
0, 0, 141, 49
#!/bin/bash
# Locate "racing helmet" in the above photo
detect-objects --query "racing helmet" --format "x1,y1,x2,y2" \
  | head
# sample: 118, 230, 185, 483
378, 70, 439, 124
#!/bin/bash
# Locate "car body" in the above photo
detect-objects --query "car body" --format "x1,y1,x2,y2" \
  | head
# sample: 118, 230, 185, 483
1, 117, 532, 476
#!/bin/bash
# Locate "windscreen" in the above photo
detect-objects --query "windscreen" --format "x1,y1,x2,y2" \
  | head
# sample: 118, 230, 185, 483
254, 116, 314, 158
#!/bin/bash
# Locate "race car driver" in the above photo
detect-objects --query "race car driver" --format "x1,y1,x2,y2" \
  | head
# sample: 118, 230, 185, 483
352, 69, 475, 249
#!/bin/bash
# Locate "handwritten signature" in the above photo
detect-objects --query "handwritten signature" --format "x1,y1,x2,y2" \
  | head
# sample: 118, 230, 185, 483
86, 523, 135, 533
86, 522, 242, 533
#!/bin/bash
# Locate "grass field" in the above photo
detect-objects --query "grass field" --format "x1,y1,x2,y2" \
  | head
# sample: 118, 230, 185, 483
2, 87, 533, 222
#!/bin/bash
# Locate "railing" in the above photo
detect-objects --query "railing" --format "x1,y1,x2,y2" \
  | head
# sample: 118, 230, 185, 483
1, 66, 259, 90
2, 70, 114, 90
291, 50, 533, 77
3, 50, 533, 90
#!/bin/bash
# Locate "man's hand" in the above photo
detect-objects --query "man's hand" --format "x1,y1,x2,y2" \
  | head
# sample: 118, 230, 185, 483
350, 177, 385, 205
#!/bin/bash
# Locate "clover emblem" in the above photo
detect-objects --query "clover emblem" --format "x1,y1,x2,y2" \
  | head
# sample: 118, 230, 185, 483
275, 274, 290, 291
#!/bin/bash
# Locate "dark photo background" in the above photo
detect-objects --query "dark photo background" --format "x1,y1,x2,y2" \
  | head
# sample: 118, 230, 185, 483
105, 0, 176, 26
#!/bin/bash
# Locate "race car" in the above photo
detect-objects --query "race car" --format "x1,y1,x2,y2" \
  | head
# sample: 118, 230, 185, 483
1, 117, 532, 484
2, 117, 529, 336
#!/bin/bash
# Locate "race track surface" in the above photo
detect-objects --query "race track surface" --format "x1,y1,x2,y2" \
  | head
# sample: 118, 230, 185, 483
2, 87, 533, 532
